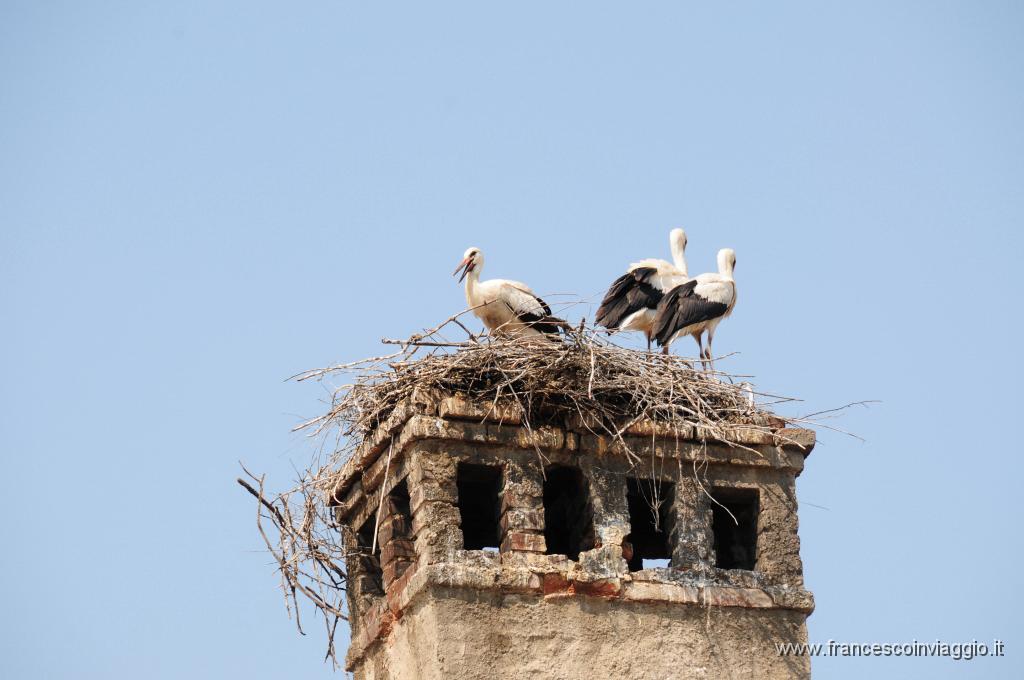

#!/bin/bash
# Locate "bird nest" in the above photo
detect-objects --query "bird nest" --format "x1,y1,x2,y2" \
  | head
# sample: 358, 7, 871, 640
238, 313, 832, 666
295, 319, 801, 462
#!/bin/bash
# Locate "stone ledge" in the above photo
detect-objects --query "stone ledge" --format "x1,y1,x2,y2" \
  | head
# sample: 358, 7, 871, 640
438, 393, 523, 424
543, 573, 623, 599
332, 396, 815, 505
623, 580, 701, 604
345, 559, 815, 669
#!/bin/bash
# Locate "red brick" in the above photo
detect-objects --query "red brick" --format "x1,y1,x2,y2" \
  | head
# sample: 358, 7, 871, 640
574, 578, 622, 599
500, 531, 546, 553
500, 490, 542, 515
360, 601, 394, 644
499, 508, 545, 533
385, 562, 420, 617
382, 560, 411, 587
376, 514, 411, 544
543, 572, 570, 596
380, 539, 416, 565
410, 482, 456, 514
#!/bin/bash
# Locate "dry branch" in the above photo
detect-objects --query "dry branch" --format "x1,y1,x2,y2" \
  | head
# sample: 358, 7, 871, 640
240, 311, 857, 666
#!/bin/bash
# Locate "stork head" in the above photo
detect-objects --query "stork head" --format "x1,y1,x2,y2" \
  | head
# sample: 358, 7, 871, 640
453, 247, 483, 282
669, 228, 687, 252
717, 248, 737, 275
669, 228, 688, 275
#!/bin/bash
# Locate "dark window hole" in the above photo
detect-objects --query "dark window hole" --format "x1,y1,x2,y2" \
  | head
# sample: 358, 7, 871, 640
356, 515, 384, 595
711, 487, 758, 571
457, 463, 502, 550
543, 466, 596, 560
625, 478, 675, 572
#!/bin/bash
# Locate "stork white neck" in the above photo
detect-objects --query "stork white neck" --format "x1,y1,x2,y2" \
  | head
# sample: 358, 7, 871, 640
463, 261, 481, 306
669, 228, 688, 277
459, 248, 485, 307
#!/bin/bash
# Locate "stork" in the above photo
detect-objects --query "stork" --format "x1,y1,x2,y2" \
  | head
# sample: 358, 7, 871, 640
652, 248, 737, 369
453, 247, 565, 339
594, 228, 690, 351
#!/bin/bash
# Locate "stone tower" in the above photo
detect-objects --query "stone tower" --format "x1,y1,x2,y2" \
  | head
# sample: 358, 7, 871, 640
333, 390, 815, 679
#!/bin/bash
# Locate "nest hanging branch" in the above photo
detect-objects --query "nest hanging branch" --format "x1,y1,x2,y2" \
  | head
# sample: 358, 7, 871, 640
238, 311, 846, 666
295, 313, 801, 451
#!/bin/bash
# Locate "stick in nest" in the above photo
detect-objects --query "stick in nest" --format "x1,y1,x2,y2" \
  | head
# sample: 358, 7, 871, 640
240, 309, 864, 665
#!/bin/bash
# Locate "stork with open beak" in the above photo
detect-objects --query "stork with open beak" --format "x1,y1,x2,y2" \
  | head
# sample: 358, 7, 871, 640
453, 247, 565, 339
595, 228, 690, 351
652, 247, 737, 369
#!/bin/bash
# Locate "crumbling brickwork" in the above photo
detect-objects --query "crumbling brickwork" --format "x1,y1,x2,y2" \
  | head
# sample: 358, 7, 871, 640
333, 391, 815, 679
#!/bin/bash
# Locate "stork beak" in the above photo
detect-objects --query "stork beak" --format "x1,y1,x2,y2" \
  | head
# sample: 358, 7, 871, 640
453, 258, 472, 282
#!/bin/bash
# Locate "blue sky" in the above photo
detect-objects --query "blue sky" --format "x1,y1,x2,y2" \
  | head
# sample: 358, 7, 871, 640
2, 2, 1022, 678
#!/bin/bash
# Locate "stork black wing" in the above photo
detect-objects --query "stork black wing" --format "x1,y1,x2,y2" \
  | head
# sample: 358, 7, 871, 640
516, 295, 564, 336
537, 296, 553, 317
501, 291, 564, 336
652, 280, 729, 346
595, 267, 663, 330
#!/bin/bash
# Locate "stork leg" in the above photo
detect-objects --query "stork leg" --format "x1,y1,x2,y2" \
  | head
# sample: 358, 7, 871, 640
646, 334, 652, 353
705, 329, 716, 371
694, 333, 706, 371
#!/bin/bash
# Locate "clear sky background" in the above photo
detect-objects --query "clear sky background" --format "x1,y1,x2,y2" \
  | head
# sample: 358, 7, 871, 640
2, 2, 1022, 678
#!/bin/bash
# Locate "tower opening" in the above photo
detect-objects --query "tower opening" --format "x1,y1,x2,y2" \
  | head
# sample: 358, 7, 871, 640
379, 479, 414, 585
456, 463, 503, 550
387, 479, 412, 534
542, 465, 596, 560
355, 515, 384, 595
625, 478, 675, 571
711, 487, 759, 571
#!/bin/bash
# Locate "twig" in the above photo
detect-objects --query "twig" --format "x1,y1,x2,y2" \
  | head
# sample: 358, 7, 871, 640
243, 311, 868, 666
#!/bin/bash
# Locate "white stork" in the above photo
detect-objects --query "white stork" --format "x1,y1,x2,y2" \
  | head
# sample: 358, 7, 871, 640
595, 228, 689, 351
453, 247, 565, 339
652, 247, 737, 369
